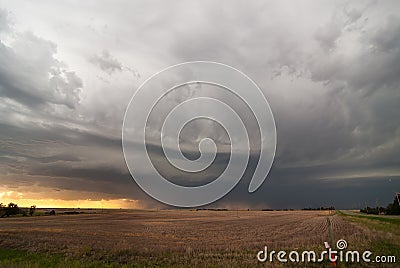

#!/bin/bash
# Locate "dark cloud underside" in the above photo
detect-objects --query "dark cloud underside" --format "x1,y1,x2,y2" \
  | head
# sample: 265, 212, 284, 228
0, 1, 399, 208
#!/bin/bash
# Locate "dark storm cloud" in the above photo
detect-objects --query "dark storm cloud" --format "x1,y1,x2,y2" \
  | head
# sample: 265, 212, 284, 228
160, 1, 400, 208
218, 174, 400, 210
0, 120, 143, 202
0, 1, 399, 208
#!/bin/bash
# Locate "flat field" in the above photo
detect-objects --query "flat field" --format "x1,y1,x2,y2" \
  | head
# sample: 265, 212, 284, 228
0, 210, 398, 267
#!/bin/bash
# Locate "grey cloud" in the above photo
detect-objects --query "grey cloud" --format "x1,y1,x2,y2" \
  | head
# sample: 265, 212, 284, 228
89, 50, 140, 78
0, 121, 145, 202
89, 50, 123, 74
345, 8, 363, 24
160, 1, 400, 207
33, 154, 81, 164
0, 8, 11, 34
0, 31, 82, 109
370, 15, 400, 52
0, 1, 399, 209
314, 21, 342, 51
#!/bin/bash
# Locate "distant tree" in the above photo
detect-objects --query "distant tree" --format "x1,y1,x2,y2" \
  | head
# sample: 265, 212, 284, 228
1, 203, 20, 217
360, 206, 381, 215
386, 196, 400, 215
0, 203, 5, 217
29, 205, 36, 216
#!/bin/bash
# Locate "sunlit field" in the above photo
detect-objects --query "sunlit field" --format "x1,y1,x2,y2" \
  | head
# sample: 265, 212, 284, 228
0, 210, 398, 267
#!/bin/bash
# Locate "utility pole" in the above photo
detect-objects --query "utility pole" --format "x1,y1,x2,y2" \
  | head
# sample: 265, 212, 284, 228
376, 198, 380, 214
396, 193, 400, 207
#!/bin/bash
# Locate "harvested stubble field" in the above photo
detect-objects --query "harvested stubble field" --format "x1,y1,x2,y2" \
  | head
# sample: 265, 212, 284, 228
0, 210, 398, 267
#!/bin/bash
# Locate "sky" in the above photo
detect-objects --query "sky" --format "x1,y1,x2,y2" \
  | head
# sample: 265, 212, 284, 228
0, 0, 399, 209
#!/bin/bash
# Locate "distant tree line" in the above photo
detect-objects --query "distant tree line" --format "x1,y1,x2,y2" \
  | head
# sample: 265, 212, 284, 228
259, 207, 336, 211
360, 196, 400, 215
302, 206, 335, 211
0, 203, 36, 217
262, 209, 295, 211
196, 208, 228, 211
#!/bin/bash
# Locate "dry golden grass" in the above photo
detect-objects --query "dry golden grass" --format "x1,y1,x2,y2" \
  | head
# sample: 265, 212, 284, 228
0, 210, 393, 267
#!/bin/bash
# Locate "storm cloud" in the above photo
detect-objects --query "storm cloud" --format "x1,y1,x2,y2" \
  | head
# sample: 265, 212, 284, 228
0, 1, 399, 209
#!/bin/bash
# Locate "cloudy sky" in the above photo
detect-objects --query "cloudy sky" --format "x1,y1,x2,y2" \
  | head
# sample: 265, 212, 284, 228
0, 0, 399, 209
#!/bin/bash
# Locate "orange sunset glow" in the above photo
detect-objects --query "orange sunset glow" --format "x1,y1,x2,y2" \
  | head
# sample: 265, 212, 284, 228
0, 191, 142, 209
